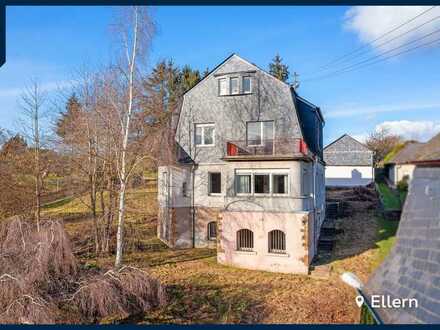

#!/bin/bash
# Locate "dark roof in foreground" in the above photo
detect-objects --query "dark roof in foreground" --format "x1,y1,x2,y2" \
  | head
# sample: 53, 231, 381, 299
387, 142, 424, 165
323, 134, 373, 166
364, 166, 440, 324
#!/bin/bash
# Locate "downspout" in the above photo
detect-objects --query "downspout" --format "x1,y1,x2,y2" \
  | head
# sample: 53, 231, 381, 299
191, 164, 196, 248
312, 156, 317, 256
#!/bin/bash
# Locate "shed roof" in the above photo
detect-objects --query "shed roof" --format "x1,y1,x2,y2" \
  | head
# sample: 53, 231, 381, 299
415, 133, 440, 162
386, 142, 424, 165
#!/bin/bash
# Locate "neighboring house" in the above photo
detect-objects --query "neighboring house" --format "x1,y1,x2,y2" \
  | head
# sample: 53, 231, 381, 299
384, 142, 424, 187
365, 133, 440, 324
323, 134, 374, 187
157, 54, 326, 274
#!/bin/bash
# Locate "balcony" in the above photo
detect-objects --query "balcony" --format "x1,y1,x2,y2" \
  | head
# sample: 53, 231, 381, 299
223, 138, 312, 161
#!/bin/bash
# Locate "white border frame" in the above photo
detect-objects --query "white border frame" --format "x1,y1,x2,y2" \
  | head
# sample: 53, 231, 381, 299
195, 123, 215, 147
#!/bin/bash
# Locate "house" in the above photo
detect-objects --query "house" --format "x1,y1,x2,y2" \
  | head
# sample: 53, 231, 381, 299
157, 54, 326, 274
384, 141, 424, 187
323, 134, 374, 187
364, 133, 440, 323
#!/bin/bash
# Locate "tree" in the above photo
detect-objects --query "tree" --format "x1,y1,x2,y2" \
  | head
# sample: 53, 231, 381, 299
365, 128, 403, 166
20, 80, 49, 231
56, 93, 82, 139
179, 65, 201, 93
0, 134, 28, 156
269, 53, 289, 82
110, 6, 155, 268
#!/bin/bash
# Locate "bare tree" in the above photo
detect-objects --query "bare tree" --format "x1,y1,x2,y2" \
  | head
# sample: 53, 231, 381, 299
111, 7, 155, 268
19, 79, 48, 231
365, 127, 403, 166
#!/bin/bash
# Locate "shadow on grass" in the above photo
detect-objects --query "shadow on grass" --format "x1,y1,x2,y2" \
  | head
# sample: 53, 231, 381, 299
131, 281, 267, 324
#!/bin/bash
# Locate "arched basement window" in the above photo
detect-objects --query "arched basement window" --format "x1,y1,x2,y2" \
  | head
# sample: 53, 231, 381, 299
268, 230, 286, 254
236, 229, 254, 251
207, 221, 217, 240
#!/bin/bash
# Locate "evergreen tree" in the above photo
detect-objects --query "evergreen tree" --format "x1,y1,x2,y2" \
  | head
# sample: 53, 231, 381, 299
269, 53, 289, 82
179, 65, 201, 92
56, 94, 82, 139
0, 134, 28, 156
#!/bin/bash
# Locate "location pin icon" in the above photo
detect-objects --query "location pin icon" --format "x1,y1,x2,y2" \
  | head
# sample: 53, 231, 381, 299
355, 295, 365, 308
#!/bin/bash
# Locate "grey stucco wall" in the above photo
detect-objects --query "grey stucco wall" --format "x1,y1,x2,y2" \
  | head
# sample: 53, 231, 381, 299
176, 55, 304, 164
324, 134, 373, 166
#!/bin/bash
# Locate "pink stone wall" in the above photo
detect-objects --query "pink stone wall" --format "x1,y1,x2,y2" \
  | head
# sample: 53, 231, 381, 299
217, 211, 313, 274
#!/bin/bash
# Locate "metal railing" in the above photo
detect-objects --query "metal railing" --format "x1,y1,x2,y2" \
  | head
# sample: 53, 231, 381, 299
225, 138, 309, 158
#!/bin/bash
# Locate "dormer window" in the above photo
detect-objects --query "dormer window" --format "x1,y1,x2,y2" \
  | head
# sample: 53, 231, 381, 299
230, 77, 239, 95
243, 76, 251, 93
218, 78, 228, 96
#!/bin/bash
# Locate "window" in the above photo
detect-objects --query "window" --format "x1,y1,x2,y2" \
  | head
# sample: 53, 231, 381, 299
207, 222, 217, 240
219, 78, 228, 96
209, 172, 221, 194
236, 174, 251, 194
254, 174, 270, 194
273, 174, 288, 194
195, 124, 215, 146
182, 182, 188, 197
268, 230, 286, 254
246, 121, 274, 146
230, 77, 239, 94
237, 229, 254, 251
235, 170, 289, 196
242, 76, 251, 93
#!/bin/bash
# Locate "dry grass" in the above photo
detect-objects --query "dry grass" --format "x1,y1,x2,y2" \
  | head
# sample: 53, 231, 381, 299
24, 184, 389, 324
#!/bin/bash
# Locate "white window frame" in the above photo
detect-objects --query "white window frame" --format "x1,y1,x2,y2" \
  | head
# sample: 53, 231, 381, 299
195, 123, 215, 147
218, 78, 228, 96
242, 76, 252, 94
235, 169, 289, 197
246, 121, 274, 147
230, 76, 239, 95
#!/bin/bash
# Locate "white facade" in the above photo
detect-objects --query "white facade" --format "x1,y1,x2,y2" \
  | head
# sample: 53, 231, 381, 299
325, 165, 374, 187
388, 164, 416, 187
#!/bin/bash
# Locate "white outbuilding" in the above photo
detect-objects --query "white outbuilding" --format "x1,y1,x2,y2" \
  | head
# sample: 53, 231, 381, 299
324, 134, 374, 187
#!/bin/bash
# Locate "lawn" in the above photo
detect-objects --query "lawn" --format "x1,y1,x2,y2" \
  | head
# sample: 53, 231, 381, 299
370, 216, 399, 271
376, 182, 402, 210
41, 186, 398, 324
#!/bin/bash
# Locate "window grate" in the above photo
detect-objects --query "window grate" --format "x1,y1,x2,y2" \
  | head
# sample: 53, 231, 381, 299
237, 229, 254, 251
268, 230, 286, 254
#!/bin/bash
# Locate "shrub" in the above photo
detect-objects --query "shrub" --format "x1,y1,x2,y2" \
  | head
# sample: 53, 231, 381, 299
397, 176, 409, 192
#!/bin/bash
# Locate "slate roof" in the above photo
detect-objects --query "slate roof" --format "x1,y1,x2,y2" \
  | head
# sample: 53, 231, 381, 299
364, 166, 440, 324
324, 134, 373, 166
386, 142, 424, 165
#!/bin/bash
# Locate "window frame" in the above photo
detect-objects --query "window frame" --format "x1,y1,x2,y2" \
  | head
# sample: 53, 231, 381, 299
218, 78, 228, 96
195, 123, 215, 147
208, 172, 222, 195
242, 76, 252, 94
268, 229, 287, 254
246, 120, 274, 147
229, 76, 240, 95
235, 169, 289, 197
236, 228, 254, 252
207, 221, 217, 241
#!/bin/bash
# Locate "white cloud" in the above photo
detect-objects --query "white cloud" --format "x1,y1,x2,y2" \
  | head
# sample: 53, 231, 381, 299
350, 133, 369, 143
344, 6, 440, 53
324, 101, 440, 118
375, 120, 440, 141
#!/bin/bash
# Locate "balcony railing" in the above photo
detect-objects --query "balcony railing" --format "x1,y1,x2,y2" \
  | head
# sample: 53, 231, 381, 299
224, 138, 310, 159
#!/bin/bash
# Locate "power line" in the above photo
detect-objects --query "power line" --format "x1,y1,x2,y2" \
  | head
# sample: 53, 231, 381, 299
305, 26, 440, 81
303, 35, 440, 83
313, 6, 437, 72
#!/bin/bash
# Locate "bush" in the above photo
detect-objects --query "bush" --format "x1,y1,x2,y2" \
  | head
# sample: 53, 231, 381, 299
397, 176, 409, 192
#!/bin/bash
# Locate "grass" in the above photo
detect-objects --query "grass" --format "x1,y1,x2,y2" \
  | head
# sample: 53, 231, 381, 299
40, 185, 396, 324
377, 182, 402, 210
370, 215, 399, 270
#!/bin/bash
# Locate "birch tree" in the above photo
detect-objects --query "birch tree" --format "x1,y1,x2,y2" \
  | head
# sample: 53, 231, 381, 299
112, 6, 155, 268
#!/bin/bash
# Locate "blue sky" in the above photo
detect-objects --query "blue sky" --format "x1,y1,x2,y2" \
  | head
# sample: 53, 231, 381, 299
1, 6, 440, 145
